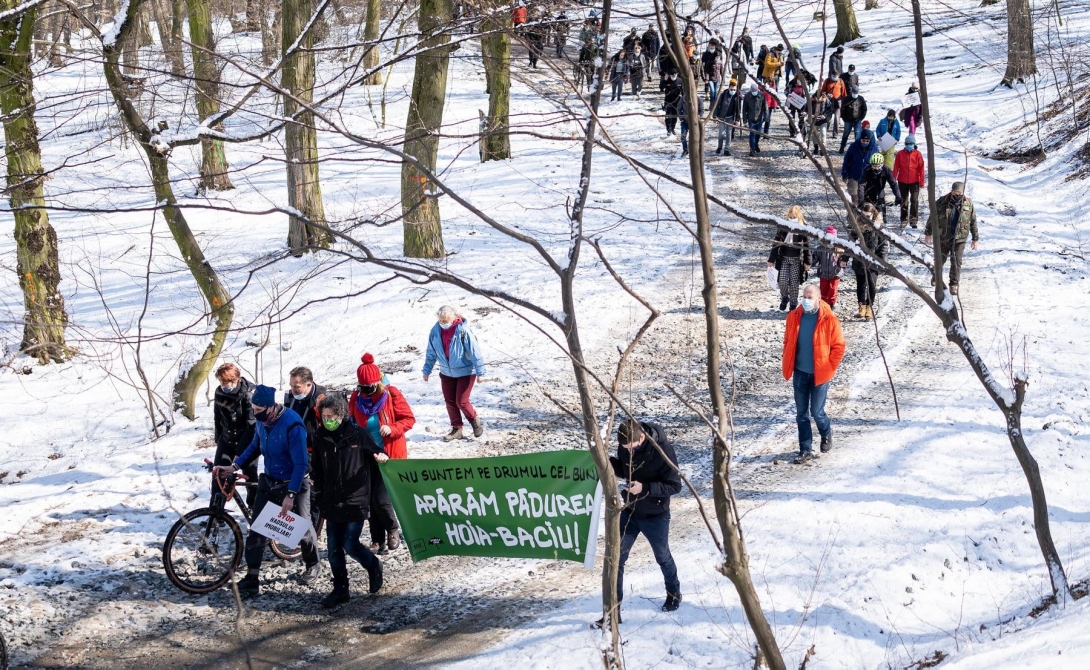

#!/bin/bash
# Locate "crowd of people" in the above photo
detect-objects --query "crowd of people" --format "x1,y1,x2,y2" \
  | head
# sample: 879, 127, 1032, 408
209, 306, 486, 604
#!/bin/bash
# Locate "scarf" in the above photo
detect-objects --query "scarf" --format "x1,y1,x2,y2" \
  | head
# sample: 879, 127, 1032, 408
355, 390, 389, 418
260, 403, 284, 427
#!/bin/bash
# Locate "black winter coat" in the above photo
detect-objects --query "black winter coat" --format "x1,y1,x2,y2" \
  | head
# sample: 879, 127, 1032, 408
663, 78, 683, 112
609, 422, 682, 518
850, 223, 889, 273
742, 89, 767, 123
283, 383, 326, 453
714, 90, 741, 121
768, 228, 812, 268
840, 95, 867, 123
214, 377, 255, 455
641, 29, 660, 56
862, 165, 902, 205
829, 52, 843, 76
311, 420, 385, 522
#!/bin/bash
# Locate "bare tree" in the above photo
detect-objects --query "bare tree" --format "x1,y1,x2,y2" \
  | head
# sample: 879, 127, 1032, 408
1001, 0, 1036, 87
831, 0, 861, 47
401, 0, 453, 258
479, 0, 511, 161
1, 0, 70, 364
283, 0, 331, 254
187, 0, 235, 191
362, 0, 382, 84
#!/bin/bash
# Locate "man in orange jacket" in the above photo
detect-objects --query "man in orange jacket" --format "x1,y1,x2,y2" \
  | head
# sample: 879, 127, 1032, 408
782, 284, 846, 463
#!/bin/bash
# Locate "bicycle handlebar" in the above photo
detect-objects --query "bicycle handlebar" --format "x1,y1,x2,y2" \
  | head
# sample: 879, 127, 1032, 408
205, 458, 247, 482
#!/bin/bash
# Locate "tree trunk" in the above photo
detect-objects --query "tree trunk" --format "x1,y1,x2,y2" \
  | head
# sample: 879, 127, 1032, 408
153, 0, 185, 76
245, 0, 260, 30
1, 0, 69, 364
661, 2, 786, 667
479, 3, 510, 161
186, 0, 234, 191
831, 0, 861, 47
1002, 0, 1035, 87
260, 0, 281, 66
401, 0, 452, 258
865, 0, 879, 8
362, 0, 382, 84
282, 0, 330, 254
103, 0, 234, 419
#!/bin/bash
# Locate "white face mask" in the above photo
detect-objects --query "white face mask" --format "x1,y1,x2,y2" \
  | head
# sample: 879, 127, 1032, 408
292, 392, 308, 400
439, 322, 454, 330
221, 384, 237, 393
801, 297, 818, 312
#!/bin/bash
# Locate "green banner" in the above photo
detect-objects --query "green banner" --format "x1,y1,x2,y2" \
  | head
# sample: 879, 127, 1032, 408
378, 450, 603, 566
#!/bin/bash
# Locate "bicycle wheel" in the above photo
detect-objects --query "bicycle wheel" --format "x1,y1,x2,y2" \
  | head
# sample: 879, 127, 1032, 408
162, 508, 244, 594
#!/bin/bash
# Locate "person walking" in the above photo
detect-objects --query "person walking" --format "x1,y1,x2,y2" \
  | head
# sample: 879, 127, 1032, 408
784, 43, 805, 85
730, 27, 753, 87
641, 23, 660, 71
875, 108, 901, 168
861, 153, 902, 220
423, 306, 486, 440
781, 284, 846, 464
901, 82, 923, 135
821, 73, 846, 136
849, 203, 889, 320
892, 134, 925, 227
768, 205, 812, 311
679, 83, 703, 157
350, 353, 415, 553
840, 129, 877, 206
713, 79, 741, 155
785, 76, 808, 141
761, 78, 778, 136
608, 48, 628, 101
605, 418, 683, 623
628, 44, 647, 99
214, 384, 321, 595
578, 39, 597, 90
843, 64, 859, 90
813, 226, 846, 309
212, 363, 258, 507
284, 365, 326, 528
663, 70, 683, 136
701, 39, 724, 102
526, 18, 546, 68
742, 81, 767, 156
828, 45, 844, 77
811, 92, 836, 155
838, 85, 867, 153
553, 12, 570, 58
311, 394, 386, 607
622, 26, 639, 55
760, 45, 782, 90
925, 182, 980, 296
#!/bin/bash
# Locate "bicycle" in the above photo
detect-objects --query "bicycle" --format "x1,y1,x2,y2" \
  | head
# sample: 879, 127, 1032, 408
162, 459, 306, 594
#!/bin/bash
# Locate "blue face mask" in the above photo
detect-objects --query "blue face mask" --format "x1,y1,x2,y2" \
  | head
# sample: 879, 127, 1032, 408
905, 144, 916, 151
800, 297, 817, 312
851, 93, 858, 99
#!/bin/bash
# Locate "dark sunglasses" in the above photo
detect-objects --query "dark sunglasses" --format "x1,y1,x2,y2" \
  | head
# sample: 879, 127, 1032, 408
358, 383, 379, 395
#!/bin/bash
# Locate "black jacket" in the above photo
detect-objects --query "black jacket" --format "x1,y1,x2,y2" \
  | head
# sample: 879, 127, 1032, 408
850, 222, 889, 273
609, 422, 682, 518
663, 77, 683, 111
714, 89, 741, 121
768, 228, 812, 268
311, 420, 385, 522
641, 29, 660, 56
829, 52, 843, 76
840, 95, 867, 123
214, 377, 255, 455
283, 383, 325, 453
862, 165, 902, 205
742, 89, 767, 123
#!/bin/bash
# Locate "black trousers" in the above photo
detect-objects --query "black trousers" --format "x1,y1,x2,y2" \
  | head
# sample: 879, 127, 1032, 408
245, 474, 319, 570
898, 182, 920, 224
212, 443, 257, 508
939, 241, 967, 287
855, 266, 877, 306
368, 458, 400, 544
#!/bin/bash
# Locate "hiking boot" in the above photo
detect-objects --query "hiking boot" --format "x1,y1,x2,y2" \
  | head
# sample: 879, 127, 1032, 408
856, 305, 866, 318
779, 297, 789, 311
749, 151, 756, 157
443, 426, 463, 442
755, 147, 762, 154
593, 611, 623, 628
662, 592, 683, 612
470, 418, 484, 438
724, 149, 732, 157
298, 562, 322, 586
368, 541, 382, 554
863, 305, 874, 320
236, 573, 260, 596
387, 529, 401, 553
368, 560, 384, 594
321, 583, 350, 608
793, 450, 818, 464
820, 433, 833, 453
910, 218, 918, 228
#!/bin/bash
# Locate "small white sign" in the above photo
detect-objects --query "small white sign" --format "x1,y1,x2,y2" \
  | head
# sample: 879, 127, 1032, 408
877, 132, 898, 152
787, 92, 807, 109
252, 501, 313, 549
902, 92, 921, 107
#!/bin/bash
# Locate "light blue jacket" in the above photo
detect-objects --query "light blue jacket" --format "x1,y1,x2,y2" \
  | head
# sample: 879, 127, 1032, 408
423, 320, 486, 378
876, 117, 901, 142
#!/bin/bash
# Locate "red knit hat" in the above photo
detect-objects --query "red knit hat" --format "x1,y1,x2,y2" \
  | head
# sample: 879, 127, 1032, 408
356, 353, 381, 385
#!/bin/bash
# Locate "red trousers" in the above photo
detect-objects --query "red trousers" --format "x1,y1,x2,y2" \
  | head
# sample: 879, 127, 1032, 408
820, 277, 840, 306
440, 373, 477, 427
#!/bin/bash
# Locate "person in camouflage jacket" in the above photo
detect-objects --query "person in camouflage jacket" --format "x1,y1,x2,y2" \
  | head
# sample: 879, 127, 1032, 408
925, 181, 980, 294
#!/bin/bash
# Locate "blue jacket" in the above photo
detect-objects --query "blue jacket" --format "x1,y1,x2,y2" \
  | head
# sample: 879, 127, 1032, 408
876, 117, 901, 141
235, 407, 309, 493
841, 130, 878, 181
423, 319, 486, 378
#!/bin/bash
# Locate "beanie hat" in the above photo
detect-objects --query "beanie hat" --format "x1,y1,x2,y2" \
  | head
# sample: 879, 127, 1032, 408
252, 384, 276, 408
850, 85, 859, 94
905, 134, 917, 145
861, 120, 870, 128
356, 353, 382, 385
825, 226, 837, 235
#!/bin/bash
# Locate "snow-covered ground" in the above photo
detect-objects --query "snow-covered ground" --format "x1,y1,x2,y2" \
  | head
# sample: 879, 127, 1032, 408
2, 0, 1090, 667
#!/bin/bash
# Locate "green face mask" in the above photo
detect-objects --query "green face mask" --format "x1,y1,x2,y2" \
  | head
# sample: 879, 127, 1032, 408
322, 418, 341, 431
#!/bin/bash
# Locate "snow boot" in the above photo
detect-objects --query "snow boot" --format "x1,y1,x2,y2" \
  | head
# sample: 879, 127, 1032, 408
856, 304, 866, 319
443, 426, 463, 442
367, 560, 384, 594
863, 305, 874, 320
236, 572, 260, 596
662, 592, 683, 612
793, 450, 818, 464
298, 561, 322, 586
321, 577, 350, 608
820, 433, 833, 453
779, 297, 789, 311
470, 418, 484, 438
593, 611, 623, 628
387, 529, 401, 553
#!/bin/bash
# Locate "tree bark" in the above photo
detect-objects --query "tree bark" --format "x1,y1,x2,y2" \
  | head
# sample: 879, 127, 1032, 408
362, 0, 382, 84
102, 0, 234, 419
186, 0, 234, 191
1, 0, 69, 364
479, 3, 510, 161
831, 0, 861, 47
660, 2, 786, 667
865, 0, 879, 9
401, 0, 452, 258
153, 0, 185, 76
245, 0, 260, 31
282, 0, 330, 254
260, 0, 281, 66
1002, 0, 1035, 87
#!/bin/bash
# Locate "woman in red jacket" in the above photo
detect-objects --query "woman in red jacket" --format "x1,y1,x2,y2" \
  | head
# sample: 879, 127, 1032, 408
349, 353, 415, 553
892, 134, 926, 228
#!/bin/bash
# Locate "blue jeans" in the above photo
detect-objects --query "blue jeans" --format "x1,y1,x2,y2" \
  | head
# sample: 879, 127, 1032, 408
326, 519, 379, 583
793, 370, 831, 453
717, 121, 734, 148
617, 510, 680, 600
680, 119, 691, 153
708, 80, 719, 102
840, 119, 861, 150
748, 119, 762, 152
